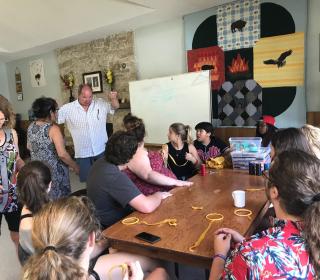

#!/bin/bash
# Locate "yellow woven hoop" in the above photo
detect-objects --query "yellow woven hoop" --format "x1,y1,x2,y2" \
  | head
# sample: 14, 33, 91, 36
234, 208, 252, 219
121, 217, 140, 225
206, 213, 224, 222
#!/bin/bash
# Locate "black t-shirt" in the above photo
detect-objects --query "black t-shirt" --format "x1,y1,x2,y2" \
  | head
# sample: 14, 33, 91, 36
194, 137, 228, 162
87, 158, 141, 228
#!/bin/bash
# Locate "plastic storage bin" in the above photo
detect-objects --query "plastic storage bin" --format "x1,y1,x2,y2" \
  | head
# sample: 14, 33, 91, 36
231, 147, 271, 170
229, 137, 262, 153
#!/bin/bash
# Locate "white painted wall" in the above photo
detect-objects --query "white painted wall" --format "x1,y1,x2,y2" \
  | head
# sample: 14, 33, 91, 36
134, 18, 186, 80
0, 63, 10, 101
1, 4, 320, 118
306, 0, 320, 112
5, 51, 62, 119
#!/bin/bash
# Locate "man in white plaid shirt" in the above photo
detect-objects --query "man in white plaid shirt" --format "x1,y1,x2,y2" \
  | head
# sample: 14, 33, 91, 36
58, 84, 119, 182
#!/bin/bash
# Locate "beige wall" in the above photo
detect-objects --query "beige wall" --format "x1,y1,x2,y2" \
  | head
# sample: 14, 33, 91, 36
306, 0, 320, 111
0, 63, 11, 101
134, 18, 186, 80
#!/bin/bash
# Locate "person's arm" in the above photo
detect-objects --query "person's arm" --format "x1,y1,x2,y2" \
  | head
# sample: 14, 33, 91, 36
49, 124, 79, 174
145, 268, 169, 280
56, 104, 66, 124
108, 91, 120, 110
209, 228, 245, 280
12, 129, 25, 171
128, 146, 193, 187
90, 239, 109, 259
186, 144, 202, 169
209, 232, 231, 280
129, 192, 171, 213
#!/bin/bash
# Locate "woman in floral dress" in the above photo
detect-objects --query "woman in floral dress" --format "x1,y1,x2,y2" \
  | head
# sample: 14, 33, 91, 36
27, 97, 79, 199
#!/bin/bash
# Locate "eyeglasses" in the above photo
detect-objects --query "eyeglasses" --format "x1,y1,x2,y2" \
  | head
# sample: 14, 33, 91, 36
262, 170, 275, 187
0, 118, 8, 122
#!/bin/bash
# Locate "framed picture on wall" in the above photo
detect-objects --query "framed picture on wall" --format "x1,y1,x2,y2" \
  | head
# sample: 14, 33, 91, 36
82, 71, 103, 93
29, 59, 46, 87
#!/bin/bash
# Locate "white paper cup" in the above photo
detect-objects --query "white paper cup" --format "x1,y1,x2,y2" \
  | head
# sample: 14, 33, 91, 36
232, 190, 245, 208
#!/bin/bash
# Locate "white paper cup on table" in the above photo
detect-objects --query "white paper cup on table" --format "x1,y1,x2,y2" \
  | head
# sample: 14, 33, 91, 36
232, 190, 245, 208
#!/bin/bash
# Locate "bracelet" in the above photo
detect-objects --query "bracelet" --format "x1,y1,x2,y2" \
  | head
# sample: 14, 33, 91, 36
213, 254, 227, 262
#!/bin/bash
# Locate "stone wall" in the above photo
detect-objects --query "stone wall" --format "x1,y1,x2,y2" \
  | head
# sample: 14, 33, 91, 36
55, 31, 136, 144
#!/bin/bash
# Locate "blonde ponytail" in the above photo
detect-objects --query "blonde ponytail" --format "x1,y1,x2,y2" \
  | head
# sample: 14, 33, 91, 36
23, 249, 86, 280
184, 125, 193, 144
22, 196, 100, 280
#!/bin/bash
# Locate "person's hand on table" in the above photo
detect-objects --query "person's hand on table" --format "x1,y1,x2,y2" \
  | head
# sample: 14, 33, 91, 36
160, 192, 173, 200
175, 180, 193, 187
215, 228, 245, 244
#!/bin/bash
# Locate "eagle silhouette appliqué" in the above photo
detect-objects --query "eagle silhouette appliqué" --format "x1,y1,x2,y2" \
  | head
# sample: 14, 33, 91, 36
263, 50, 293, 68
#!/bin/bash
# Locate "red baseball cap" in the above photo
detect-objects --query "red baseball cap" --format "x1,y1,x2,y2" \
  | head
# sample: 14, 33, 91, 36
262, 115, 275, 126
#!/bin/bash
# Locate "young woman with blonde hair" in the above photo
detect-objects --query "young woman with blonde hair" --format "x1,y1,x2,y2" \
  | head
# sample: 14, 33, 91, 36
162, 123, 201, 180
23, 196, 168, 280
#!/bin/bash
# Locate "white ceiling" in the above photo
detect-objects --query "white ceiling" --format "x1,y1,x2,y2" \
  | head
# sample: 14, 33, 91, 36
0, 0, 234, 62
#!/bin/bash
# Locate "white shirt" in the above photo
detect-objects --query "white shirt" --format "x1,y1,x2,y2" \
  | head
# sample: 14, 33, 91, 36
57, 98, 114, 158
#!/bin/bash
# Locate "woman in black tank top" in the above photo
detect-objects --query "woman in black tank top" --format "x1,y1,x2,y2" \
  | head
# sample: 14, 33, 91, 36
163, 123, 201, 180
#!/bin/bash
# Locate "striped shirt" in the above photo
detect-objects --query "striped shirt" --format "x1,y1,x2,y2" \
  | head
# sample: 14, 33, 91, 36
57, 98, 114, 158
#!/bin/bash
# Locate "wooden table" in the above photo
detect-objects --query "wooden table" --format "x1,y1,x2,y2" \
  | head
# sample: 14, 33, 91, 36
103, 169, 269, 268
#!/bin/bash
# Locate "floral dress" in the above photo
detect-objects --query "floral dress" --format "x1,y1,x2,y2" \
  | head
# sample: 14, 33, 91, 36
0, 129, 18, 213
123, 151, 176, 195
221, 219, 316, 279
27, 122, 71, 199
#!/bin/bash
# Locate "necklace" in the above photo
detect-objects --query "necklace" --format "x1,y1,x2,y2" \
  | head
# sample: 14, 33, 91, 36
168, 153, 188, 167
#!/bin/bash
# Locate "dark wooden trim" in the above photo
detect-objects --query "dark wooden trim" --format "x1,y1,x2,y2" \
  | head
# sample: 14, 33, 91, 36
307, 112, 320, 127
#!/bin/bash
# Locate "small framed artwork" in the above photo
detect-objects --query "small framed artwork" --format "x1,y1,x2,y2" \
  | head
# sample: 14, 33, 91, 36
29, 59, 46, 87
82, 71, 103, 93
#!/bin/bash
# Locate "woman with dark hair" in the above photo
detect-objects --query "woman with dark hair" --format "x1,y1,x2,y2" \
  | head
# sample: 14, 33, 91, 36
123, 114, 192, 195
27, 97, 79, 199
255, 115, 278, 147
16, 161, 51, 265
0, 96, 25, 251
210, 150, 319, 279
270, 127, 312, 160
